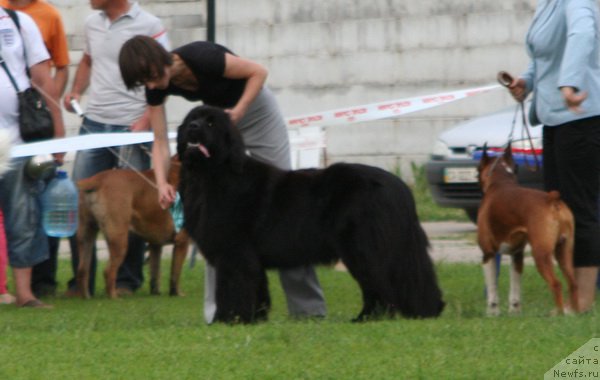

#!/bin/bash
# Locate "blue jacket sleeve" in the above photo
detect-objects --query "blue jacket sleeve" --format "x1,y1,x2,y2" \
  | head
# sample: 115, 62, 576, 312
560, 0, 598, 91
521, 60, 536, 94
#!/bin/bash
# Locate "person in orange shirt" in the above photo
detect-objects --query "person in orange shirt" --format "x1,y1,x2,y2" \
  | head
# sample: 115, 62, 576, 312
1, 0, 69, 94
1, 0, 70, 298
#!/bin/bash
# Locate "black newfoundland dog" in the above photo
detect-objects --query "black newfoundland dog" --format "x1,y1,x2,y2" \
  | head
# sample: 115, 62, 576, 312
177, 105, 444, 323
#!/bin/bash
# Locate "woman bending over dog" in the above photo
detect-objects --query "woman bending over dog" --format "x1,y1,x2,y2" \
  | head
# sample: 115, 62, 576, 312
118, 35, 327, 323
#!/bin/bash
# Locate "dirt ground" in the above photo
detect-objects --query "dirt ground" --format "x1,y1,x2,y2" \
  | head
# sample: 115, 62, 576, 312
59, 221, 482, 263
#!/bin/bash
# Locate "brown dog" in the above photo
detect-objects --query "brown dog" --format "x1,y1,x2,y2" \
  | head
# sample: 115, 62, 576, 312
76, 157, 189, 299
477, 144, 578, 315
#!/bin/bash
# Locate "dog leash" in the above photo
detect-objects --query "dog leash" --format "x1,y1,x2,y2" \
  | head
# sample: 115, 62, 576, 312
496, 71, 541, 172
33, 84, 160, 190
517, 101, 540, 171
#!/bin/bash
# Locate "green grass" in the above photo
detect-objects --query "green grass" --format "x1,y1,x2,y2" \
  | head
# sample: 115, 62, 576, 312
1, 259, 597, 379
1, 164, 594, 379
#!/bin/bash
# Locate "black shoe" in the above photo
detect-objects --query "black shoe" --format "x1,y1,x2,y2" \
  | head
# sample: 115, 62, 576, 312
116, 288, 134, 296
32, 284, 57, 298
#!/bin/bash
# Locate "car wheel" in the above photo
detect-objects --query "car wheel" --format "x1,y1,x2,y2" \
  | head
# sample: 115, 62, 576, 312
464, 207, 478, 224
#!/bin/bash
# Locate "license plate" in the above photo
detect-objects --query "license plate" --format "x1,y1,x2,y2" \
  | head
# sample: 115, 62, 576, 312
443, 167, 478, 183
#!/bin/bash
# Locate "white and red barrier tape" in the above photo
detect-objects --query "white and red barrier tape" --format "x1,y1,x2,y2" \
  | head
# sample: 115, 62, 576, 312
9, 84, 500, 158
285, 84, 500, 128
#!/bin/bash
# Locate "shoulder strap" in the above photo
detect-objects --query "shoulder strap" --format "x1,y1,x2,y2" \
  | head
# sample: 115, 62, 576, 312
0, 9, 21, 92
2, 7, 30, 79
4, 7, 20, 31
0, 58, 21, 92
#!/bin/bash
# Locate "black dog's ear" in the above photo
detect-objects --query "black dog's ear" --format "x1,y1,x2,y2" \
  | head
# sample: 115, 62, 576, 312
176, 121, 187, 159
481, 142, 490, 163
223, 114, 246, 173
503, 141, 515, 167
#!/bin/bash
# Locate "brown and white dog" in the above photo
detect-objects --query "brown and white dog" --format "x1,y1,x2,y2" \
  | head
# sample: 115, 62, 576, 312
76, 157, 190, 299
476, 144, 578, 315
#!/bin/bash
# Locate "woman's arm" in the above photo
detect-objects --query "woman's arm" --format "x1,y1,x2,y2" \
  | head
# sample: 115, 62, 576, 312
149, 104, 176, 208
559, 1, 597, 112
222, 53, 268, 124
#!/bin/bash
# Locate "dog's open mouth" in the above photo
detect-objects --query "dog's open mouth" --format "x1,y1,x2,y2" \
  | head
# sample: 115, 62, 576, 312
187, 142, 211, 158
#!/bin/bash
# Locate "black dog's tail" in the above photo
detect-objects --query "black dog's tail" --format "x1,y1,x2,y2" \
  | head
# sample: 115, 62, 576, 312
386, 184, 445, 319
340, 167, 445, 319
391, 219, 445, 318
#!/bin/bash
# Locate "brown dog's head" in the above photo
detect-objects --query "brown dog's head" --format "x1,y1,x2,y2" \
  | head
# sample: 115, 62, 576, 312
176, 105, 246, 173
477, 142, 517, 192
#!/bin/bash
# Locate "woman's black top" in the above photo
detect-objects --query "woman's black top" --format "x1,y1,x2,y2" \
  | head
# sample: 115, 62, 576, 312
145, 41, 246, 108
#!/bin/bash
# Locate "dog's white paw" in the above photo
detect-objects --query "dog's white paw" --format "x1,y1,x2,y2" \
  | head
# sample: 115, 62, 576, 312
508, 302, 521, 315
486, 303, 500, 317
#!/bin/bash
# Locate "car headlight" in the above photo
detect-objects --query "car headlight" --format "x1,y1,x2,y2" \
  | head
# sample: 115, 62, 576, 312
431, 139, 452, 160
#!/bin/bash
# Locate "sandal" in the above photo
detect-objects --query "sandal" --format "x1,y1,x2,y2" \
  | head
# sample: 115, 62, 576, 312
0, 293, 15, 305
19, 299, 53, 309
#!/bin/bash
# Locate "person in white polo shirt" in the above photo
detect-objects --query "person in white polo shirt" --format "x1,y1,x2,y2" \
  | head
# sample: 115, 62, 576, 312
0, 6, 65, 308
62, 0, 170, 297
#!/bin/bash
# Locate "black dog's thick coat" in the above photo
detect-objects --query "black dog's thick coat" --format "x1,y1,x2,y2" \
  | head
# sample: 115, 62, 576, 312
177, 105, 444, 323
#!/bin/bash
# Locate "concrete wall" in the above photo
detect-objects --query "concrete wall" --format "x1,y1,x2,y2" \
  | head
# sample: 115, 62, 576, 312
53, 0, 537, 181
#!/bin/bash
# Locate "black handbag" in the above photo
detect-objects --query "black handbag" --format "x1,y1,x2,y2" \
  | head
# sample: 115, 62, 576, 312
15, 87, 55, 142
0, 8, 54, 142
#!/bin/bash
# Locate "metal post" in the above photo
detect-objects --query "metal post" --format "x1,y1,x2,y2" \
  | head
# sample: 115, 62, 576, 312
207, 0, 215, 42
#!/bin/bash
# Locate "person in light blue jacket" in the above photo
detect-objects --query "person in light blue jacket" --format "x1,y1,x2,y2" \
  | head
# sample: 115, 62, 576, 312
508, 0, 600, 312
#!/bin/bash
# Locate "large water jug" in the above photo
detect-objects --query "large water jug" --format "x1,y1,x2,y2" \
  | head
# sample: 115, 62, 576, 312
41, 170, 78, 237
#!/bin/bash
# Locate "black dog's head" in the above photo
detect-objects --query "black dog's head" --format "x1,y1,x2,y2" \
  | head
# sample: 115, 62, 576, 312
176, 105, 246, 172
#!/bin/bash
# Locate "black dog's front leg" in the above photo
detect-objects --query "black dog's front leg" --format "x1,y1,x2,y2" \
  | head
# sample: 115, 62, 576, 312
213, 256, 269, 324
353, 285, 391, 322
353, 287, 378, 322
254, 268, 271, 322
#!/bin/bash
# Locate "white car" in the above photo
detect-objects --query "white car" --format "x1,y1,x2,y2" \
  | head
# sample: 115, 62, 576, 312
425, 104, 543, 222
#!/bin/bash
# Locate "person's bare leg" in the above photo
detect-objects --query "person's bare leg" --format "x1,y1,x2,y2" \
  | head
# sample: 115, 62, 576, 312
575, 267, 599, 312
12, 267, 36, 306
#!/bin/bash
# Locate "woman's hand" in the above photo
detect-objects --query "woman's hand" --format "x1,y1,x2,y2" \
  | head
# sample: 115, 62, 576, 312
508, 78, 528, 102
224, 106, 246, 125
561, 86, 587, 113
158, 182, 177, 210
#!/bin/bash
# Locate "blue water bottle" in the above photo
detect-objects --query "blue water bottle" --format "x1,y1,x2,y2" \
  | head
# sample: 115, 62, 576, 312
41, 170, 79, 237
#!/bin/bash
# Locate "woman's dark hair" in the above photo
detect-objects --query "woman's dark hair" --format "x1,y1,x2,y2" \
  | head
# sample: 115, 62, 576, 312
119, 35, 173, 90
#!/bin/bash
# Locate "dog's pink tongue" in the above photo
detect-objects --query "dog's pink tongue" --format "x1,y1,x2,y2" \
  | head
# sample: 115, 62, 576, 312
198, 144, 211, 158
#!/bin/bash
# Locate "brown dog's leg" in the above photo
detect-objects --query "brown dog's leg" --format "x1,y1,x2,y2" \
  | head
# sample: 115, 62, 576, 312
104, 232, 129, 299
169, 230, 190, 296
148, 244, 162, 295
555, 237, 579, 313
482, 253, 500, 316
76, 210, 98, 299
531, 243, 564, 314
508, 251, 524, 314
